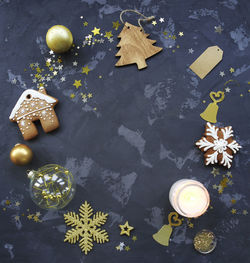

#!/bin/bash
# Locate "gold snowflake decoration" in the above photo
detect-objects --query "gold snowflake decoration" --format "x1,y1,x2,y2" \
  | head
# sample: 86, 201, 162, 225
64, 201, 109, 254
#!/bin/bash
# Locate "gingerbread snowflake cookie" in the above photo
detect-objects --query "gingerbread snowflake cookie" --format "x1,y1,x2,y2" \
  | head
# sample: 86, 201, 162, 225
196, 122, 241, 169
9, 87, 59, 140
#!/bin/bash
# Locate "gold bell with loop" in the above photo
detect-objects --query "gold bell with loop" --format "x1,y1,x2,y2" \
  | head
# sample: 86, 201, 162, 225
200, 91, 225, 123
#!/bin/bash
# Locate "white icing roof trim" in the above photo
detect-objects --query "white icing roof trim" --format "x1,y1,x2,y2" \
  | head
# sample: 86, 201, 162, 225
9, 89, 57, 120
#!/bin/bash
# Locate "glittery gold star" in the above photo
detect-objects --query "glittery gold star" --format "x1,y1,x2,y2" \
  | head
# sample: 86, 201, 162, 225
119, 221, 134, 236
152, 20, 157, 26
33, 215, 40, 222
171, 35, 177, 40
82, 65, 90, 75
92, 27, 100, 36
104, 31, 113, 39
15, 201, 20, 207
83, 21, 88, 27
188, 223, 194, 228
212, 184, 218, 189
57, 58, 62, 63
178, 32, 184, 36
116, 245, 121, 251
35, 212, 41, 217
132, 235, 137, 241
163, 31, 167, 35
125, 246, 131, 251
87, 93, 93, 98
215, 25, 223, 34
14, 215, 20, 221
226, 171, 232, 178
211, 168, 220, 177
27, 214, 33, 220
229, 67, 235, 73
243, 210, 248, 215
73, 80, 82, 89
70, 93, 75, 99
5, 200, 11, 205
231, 208, 237, 214
30, 63, 34, 68
112, 20, 121, 30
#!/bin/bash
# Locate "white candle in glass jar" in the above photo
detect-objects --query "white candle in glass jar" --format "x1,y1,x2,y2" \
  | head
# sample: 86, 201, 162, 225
169, 179, 210, 218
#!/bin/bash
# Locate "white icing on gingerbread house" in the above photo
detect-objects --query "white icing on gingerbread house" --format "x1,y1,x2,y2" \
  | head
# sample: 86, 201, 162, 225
9, 87, 59, 140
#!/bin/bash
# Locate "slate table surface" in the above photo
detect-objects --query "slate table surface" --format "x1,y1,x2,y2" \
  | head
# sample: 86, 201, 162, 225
0, 0, 250, 262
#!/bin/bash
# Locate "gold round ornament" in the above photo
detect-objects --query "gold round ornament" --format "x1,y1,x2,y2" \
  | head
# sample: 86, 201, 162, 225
193, 229, 217, 254
10, 143, 33, 165
46, 25, 73, 53
28, 164, 76, 210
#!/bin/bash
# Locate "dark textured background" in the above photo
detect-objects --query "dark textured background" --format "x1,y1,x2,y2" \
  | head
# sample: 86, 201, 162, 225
0, 0, 250, 262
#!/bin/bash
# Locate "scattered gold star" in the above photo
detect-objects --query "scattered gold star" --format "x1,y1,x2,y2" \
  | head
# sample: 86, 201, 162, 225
92, 27, 100, 36
178, 32, 184, 36
27, 214, 33, 220
163, 31, 167, 35
33, 215, 40, 222
57, 58, 62, 63
83, 21, 88, 27
70, 93, 75, 99
112, 21, 121, 30
231, 208, 237, 214
15, 201, 20, 207
14, 215, 20, 221
188, 223, 194, 228
73, 80, 82, 89
212, 184, 218, 189
203, 100, 206, 103
214, 25, 223, 34
104, 31, 113, 39
99, 75, 102, 79
152, 20, 157, 26
229, 67, 235, 73
87, 93, 93, 98
5, 200, 11, 205
226, 171, 232, 177
30, 63, 34, 68
3, 208, 6, 211
177, 45, 180, 48
240, 94, 243, 97
243, 210, 248, 215
125, 246, 131, 251
81, 93, 87, 99
119, 221, 134, 236
35, 212, 41, 217
116, 245, 120, 251
172, 35, 177, 40
231, 199, 236, 204
172, 49, 176, 53
82, 65, 91, 75
211, 168, 220, 177
132, 235, 137, 241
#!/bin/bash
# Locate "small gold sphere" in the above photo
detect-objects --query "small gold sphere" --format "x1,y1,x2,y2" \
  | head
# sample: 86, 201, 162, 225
46, 25, 73, 53
10, 144, 33, 166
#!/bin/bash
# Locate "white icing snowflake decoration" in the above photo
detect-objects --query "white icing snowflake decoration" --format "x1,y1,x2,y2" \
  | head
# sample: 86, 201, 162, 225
196, 122, 241, 169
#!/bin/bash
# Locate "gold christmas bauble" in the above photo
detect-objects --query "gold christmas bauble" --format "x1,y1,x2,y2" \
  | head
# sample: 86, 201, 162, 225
10, 144, 33, 165
46, 25, 73, 53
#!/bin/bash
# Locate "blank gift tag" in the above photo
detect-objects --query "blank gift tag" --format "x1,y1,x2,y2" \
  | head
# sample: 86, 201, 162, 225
189, 46, 223, 79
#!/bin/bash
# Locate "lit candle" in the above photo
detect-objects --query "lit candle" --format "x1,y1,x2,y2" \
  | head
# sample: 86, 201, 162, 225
169, 179, 210, 218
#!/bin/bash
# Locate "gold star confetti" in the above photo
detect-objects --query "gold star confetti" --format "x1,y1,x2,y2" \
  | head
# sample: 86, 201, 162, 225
212, 184, 218, 190
99, 75, 102, 79
229, 67, 235, 73
116, 245, 121, 251
87, 93, 93, 98
5, 200, 11, 205
214, 25, 223, 34
231, 199, 236, 204
70, 93, 76, 99
14, 215, 20, 221
119, 221, 134, 236
83, 21, 88, 26
104, 31, 113, 39
171, 35, 177, 40
132, 235, 137, 241
15, 201, 20, 207
226, 171, 232, 177
73, 80, 82, 89
240, 94, 243, 97
112, 20, 121, 30
82, 65, 91, 75
152, 20, 157, 26
243, 210, 248, 215
33, 215, 40, 222
35, 212, 41, 217
57, 58, 62, 63
178, 32, 184, 36
231, 208, 237, 214
163, 31, 167, 35
92, 27, 100, 36
188, 223, 194, 228
27, 214, 33, 220
125, 246, 131, 251
211, 168, 220, 177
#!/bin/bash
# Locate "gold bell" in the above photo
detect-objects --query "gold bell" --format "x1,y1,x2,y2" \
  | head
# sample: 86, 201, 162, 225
152, 224, 173, 246
200, 102, 218, 123
200, 91, 225, 124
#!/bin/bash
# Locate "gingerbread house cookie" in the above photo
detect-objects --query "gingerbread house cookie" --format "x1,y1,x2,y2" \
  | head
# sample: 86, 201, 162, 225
9, 87, 59, 140
196, 122, 241, 169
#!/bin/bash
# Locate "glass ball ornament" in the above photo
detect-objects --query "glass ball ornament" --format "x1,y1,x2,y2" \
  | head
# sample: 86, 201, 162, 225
28, 164, 76, 210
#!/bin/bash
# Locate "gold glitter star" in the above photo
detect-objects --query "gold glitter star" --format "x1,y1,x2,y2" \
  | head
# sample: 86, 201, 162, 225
14, 215, 20, 221
104, 31, 113, 39
211, 168, 220, 177
231, 208, 237, 214
215, 25, 223, 34
87, 93, 93, 98
33, 215, 40, 222
226, 171, 232, 178
171, 35, 177, 40
35, 212, 41, 217
58, 58, 62, 63
125, 246, 131, 251
83, 21, 88, 27
92, 27, 100, 36
212, 184, 218, 189
5, 200, 11, 205
132, 235, 137, 241
119, 221, 134, 236
240, 94, 243, 97
231, 199, 236, 204
112, 21, 121, 30
188, 223, 194, 228
15, 201, 20, 207
178, 32, 184, 36
30, 63, 34, 68
73, 80, 82, 89
27, 214, 33, 220
163, 31, 167, 35
82, 65, 90, 75
99, 75, 102, 79
229, 67, 235, 73
70, 93, 75, 99
243, 210, 248, 215
152, 20, 157, 26
116, 245, 121, 251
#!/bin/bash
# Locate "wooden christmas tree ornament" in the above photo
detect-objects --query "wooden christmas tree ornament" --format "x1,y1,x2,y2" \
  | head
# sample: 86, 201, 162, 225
116, 10, 162, 70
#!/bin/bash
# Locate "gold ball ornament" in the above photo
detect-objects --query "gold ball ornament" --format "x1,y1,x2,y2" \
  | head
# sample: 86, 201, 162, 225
46, 25, 73, 53
10, 143, 33, 165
